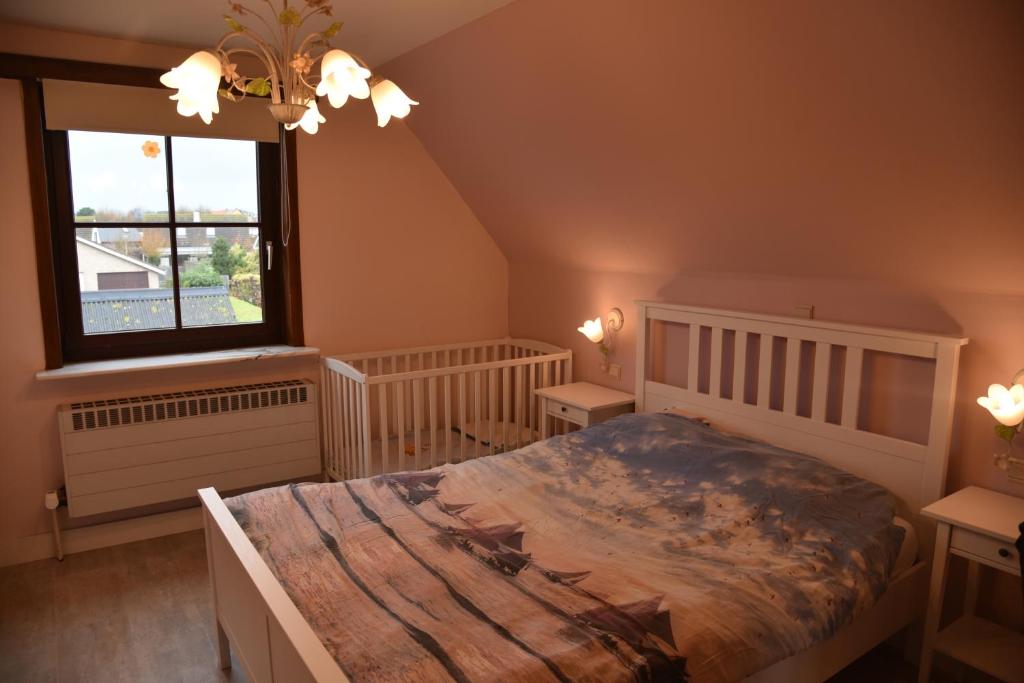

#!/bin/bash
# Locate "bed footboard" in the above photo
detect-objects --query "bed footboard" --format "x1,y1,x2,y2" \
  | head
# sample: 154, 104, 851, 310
199, 487, 346, 683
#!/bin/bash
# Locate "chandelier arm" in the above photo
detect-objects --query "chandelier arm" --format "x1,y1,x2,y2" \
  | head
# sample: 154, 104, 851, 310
220, 47, 275, 95
295, 32, 328, 56
219, 31, 287, 103
299, 6, 331, 26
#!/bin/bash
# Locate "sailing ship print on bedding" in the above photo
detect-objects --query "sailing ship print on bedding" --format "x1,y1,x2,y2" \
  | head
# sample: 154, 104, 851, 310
226, 412, 904, 682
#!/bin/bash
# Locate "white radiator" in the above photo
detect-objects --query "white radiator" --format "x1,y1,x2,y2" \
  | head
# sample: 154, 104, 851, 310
58, 380, 321, 517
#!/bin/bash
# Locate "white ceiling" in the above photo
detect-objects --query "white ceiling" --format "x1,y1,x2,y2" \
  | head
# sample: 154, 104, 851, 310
0, 0, 516, 66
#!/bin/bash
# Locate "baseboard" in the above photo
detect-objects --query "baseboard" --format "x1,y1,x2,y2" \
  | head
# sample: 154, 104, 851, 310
0, 506, 202, 567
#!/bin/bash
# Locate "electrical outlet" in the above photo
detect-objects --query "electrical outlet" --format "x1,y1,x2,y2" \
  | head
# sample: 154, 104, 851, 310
608, 363, 622, 379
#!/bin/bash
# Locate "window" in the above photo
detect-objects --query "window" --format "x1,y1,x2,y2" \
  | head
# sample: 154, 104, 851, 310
47, 129, 286, 361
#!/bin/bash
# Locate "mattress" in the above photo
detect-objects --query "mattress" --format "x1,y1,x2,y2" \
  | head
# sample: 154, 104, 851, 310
226, 412, 906, 682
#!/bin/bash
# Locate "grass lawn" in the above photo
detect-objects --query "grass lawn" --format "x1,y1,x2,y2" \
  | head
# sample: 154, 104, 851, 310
230, 296, 263, 323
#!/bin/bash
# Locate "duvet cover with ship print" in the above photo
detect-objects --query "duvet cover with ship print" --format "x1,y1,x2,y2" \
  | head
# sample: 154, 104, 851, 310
226, 412, 904, 682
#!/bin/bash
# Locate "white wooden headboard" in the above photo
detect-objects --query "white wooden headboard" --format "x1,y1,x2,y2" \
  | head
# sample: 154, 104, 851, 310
635, 301, 968, 551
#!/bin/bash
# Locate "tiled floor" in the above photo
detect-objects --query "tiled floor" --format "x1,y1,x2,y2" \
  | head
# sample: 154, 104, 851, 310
0, 531, 966, 682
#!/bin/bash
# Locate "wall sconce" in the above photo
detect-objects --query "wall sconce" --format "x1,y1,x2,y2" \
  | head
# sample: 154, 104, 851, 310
578, 308, 624, 364
977, 369, 1024, 482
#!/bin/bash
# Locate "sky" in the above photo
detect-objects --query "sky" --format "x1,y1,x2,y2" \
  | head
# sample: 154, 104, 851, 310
68, 131, 259, 218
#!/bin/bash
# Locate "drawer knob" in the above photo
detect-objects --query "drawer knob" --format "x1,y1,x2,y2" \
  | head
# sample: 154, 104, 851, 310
561, 406, 567, 413
998, 547, 1011, 558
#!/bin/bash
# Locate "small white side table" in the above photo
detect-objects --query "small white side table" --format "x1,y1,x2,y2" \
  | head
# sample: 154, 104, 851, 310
534, 382, 634, 439
918, 486, 1024, 683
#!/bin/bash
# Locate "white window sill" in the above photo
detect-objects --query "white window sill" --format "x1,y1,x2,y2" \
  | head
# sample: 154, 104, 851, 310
35, 345, 320, 381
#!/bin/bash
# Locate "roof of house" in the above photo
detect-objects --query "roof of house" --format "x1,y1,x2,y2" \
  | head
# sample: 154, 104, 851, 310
80, 287, 237, 334
75, 236, 165, 275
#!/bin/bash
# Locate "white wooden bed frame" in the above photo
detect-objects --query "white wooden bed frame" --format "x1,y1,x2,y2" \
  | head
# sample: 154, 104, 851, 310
199, 302, 968, 683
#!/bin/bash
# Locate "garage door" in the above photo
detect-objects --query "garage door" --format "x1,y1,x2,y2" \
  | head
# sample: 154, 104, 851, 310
97, 271, 148, 290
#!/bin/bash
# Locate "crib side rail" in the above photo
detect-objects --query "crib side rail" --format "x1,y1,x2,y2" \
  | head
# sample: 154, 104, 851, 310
320, 358, 370, 481
364, 350, 572, 385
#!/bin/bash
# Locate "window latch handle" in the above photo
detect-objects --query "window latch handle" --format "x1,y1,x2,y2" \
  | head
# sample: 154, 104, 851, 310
265, 241, 273, 271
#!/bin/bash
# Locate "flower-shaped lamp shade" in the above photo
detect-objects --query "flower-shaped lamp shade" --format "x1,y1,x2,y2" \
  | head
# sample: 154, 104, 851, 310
284, 100, 327, 135
160, 51, 222, 125
578, 317, 604, 344
316, 49, 371, 109
977, 383, 1024, 427
370, 79, 418, 127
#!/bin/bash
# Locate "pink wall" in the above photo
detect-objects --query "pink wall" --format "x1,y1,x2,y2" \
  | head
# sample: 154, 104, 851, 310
0, 24, 507, 563
385, 0, 1024, 496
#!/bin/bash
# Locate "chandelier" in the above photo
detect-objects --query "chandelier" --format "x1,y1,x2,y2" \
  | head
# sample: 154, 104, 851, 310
159, 0, 419, 135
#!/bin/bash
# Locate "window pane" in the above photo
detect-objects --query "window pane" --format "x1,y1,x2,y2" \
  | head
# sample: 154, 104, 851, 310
176, 227, 264, 327
68, 131, 169, 223
172, 137, 259, 222
75, 227, 175, 334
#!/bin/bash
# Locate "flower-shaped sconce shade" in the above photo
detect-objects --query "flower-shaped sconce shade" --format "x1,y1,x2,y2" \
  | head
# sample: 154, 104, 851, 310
370, 79, 418, 127
141, 140, 161, 159
977, 383, 1024, 427
578, 318, 604, 344
284, 100, 327, 135
316, 49, 371, 108
160, 51, 222, 124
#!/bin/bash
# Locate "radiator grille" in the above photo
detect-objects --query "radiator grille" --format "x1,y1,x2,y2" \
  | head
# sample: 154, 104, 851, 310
66, 380, 311, 432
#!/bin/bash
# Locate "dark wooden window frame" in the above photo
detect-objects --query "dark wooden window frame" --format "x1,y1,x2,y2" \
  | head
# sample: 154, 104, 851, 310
5, 53, 304, 368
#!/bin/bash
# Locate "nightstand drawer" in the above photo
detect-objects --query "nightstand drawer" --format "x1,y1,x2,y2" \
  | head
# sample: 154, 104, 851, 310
951, 527, 1020, 574
547, 401, 587, 425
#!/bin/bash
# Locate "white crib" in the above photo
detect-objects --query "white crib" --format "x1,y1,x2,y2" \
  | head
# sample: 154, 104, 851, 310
320, 338, 573, 481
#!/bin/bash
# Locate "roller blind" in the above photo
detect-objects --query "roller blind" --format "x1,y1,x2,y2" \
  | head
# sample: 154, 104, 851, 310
42, 79, 279, 143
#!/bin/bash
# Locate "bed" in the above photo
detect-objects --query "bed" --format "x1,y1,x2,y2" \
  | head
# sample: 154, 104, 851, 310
199, 302, 968, 682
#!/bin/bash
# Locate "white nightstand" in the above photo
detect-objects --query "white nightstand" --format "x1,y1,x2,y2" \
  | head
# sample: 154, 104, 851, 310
534, 382, 634, 439
918, 486, 1024, 683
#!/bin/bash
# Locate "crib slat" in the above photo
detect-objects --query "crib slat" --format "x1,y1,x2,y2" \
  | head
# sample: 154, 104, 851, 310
360, 383, 371, 479
444, 375, 453, 463
458, 372, 467, 462
528, 363, 536, 443
413, 379, 423, 471
340, 377, 350, 479
502, 366, 510, 451
378, 382, 389, 475
428, 377, 438, 468
347, 378, 356, 479
542, 361, 551, 436
515, 364, 524, 449
488, 369, 497, 455
474, 370, 482, 459
395, 381, 406, 473
345, 378, 355, 478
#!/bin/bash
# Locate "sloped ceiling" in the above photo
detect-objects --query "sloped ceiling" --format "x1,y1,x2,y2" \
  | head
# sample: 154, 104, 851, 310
0, 0, 516, 66
384, 0, 1024, 294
